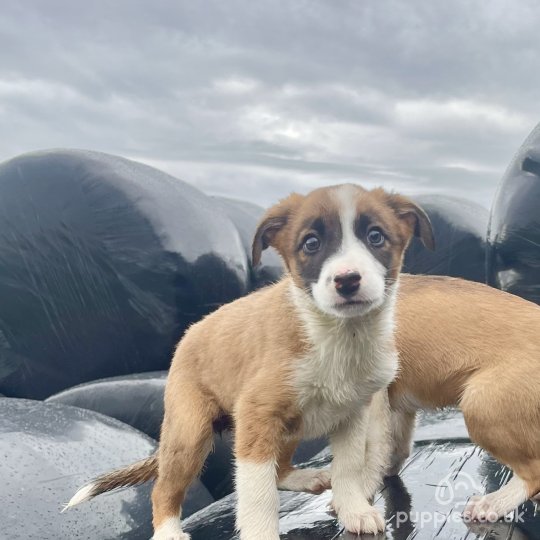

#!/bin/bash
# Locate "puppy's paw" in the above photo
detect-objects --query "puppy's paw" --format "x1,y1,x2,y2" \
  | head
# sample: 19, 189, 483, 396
337, 504, 385, 535
463, 495, 503, 523
152, 518, 191, 540
278, 467, 331, 494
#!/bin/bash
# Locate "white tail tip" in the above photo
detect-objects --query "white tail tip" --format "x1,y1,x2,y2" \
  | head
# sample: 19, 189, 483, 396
61, 483, 95, 513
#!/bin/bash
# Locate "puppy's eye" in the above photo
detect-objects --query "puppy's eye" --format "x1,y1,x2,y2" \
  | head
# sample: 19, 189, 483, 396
302, 235, 321, 254
367, 228, 385, 247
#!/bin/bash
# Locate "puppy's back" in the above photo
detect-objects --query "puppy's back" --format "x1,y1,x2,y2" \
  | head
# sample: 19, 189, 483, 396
167, 277, 307, 412
392, 274, 540, 408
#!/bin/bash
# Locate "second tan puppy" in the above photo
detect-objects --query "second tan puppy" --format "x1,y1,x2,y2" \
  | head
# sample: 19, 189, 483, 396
390, 275, 540, 522
66, 184, 434, 539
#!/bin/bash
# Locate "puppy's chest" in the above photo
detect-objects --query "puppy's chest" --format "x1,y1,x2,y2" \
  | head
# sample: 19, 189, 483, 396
294, 333, 397, 438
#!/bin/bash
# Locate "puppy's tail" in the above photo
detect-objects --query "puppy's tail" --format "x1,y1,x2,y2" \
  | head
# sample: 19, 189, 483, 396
62, 454, 158, 511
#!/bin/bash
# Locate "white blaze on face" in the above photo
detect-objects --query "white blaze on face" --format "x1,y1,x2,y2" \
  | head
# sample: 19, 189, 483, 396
311, 185, 387, 318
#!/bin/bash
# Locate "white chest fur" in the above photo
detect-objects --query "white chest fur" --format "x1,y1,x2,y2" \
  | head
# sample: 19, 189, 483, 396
290, 285, 398, 439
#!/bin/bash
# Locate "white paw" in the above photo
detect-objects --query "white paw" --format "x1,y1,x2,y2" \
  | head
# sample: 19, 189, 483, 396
463, 494, 504, 522
278, 467, 331, 494
336, 504, 385, 534
152, 517, 191, 540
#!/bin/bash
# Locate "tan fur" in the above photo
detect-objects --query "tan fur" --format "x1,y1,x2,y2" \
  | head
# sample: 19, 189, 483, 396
70, 268, 540, 526
254, 187, 433, 290
391, 274, 540, 498
83, 455, 158, 497
146, 278, 310, 532
68, 184, 432, 539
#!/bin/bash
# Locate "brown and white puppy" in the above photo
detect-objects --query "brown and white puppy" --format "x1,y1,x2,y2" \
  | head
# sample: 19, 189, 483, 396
65, 184, 434, 540
389, 275, 540, 522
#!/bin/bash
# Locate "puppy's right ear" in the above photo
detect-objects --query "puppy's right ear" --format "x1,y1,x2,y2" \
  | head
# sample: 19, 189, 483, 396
252, 193, 304, 266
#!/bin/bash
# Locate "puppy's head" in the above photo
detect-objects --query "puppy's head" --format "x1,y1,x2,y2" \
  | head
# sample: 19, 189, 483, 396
253, 184, 434, 318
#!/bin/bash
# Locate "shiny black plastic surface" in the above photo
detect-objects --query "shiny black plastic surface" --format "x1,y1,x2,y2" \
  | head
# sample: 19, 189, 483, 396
416, 408, 468, 443
211, 196, 284, 288
47, 371, 234, 500
46, 371, 168, 440
0, 150, 249, 399
488, 123, 540, 304
184, 442, 540, 539
404, 195, 489, 282
0, 398, 156, 539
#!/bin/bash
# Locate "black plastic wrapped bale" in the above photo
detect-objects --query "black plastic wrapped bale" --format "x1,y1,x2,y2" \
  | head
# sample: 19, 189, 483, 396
47, 372, 235, 500
292, 438, 328, 465
415, 408, 468, 443
46, 372, 168, 440
0, 398, 213, 539
47, 372, 327, 500
403, 195, 489, 282
488, 123, 540, 304
211, 196, 284, 288
183, 443, 540, 539
0, 150, 249, 399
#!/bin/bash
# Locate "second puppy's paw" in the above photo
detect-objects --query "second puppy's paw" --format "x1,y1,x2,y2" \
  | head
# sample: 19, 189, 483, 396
463, 494, 504, 522
278, 467, 331, 494
337, 504, 386, 534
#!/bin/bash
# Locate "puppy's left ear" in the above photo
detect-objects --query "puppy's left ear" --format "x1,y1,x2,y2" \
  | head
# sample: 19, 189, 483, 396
252, 193, 304, 266
387, 194, 436, 251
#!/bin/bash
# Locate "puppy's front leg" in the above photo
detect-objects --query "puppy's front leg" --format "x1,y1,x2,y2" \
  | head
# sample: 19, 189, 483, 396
362, 389, 393, 500
331, 402, 386, 535
234, 391, 293, 540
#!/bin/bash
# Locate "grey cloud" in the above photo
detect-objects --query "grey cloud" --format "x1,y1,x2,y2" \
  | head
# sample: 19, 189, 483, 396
1, 0, 539, 210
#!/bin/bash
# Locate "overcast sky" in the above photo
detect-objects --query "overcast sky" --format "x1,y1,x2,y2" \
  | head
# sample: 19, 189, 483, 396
1, 0, 539, 209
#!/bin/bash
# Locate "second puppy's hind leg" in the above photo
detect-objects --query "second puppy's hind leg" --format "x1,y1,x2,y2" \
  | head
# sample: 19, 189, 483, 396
461, 376, 540, 522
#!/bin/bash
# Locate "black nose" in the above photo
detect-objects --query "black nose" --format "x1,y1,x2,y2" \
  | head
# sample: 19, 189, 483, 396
334, 271, 361, 297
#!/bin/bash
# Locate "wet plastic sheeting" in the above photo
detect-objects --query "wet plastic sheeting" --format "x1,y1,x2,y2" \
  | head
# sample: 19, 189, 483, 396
292, 437, 328, 465
415, 408, 468, 443
47, 371, 234, 500
488, 123, 540, 304
404, 195, 489, 282
211, 196, 284, 288
0, 398, 156, 539
0, 150, 249, 398
183, 443, 540, 539
46, 371, 168, 441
